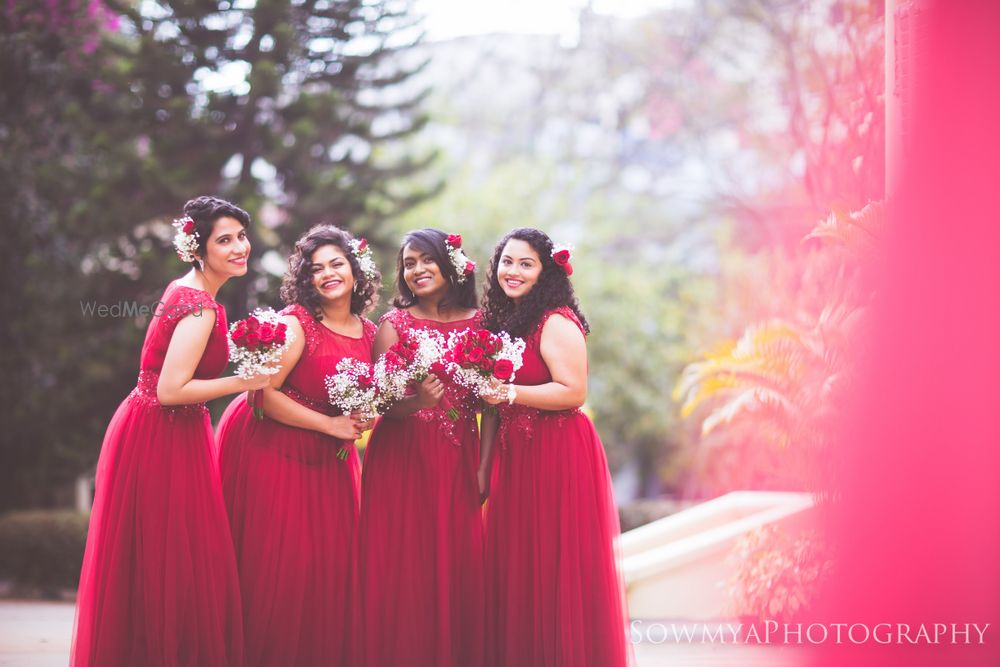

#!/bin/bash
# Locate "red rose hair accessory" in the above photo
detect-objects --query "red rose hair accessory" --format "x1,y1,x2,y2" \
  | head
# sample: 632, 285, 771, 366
172, 216, 200, 263
444, 233, 476, 284
551, 244, 574, 276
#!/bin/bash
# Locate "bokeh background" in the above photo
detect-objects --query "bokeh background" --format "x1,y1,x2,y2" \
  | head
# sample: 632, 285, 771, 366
1, 0, 886, 618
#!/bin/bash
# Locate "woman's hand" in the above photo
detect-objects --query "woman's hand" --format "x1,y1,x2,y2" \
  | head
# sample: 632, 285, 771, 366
482, 381, 511, 406
351, 412, 376, 433
477, 466, 490, 505
413, 374, 445, 409
238, 372, 273, 392
326, 414, 365, 441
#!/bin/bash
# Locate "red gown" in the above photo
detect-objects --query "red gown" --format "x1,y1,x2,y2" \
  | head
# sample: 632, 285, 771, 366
216, 304, 375, 667
71, 281, 243, 667
485, 307, 631, 667
359, 308, 485, 667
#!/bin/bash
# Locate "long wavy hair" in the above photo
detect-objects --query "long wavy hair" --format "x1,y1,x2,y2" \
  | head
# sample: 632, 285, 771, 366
279, 224, 380, 318
391, 228, 478, 312
480, 227, 590, 338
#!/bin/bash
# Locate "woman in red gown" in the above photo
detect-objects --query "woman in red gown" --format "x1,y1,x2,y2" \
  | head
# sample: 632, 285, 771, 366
72, 196, 266, 667
480, 228, 631, 667
215, 224, 379, 667
359, 228, 485, 667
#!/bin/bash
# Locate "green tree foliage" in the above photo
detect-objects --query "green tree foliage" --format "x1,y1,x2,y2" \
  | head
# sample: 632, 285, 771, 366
0, 0, 432, 509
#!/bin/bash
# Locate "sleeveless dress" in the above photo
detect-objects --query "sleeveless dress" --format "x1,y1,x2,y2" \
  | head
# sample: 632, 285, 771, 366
484, 307, 630, 667
358, 308, 485, 667
215, 304, 375, 667
71, 281, 243, 667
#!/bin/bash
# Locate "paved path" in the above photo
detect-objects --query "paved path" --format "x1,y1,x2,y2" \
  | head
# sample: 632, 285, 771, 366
0, 601, 74, 667
0, 601, 804, 666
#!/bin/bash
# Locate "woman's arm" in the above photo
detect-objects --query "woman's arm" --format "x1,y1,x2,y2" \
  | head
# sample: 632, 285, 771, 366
259, 316, 366, 440
484, 314, 588, 411
157, 309, 268, 405
478, 407, 500, 503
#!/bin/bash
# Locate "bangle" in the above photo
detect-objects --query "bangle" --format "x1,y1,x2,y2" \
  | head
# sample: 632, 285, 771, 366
506, 385, 517, 405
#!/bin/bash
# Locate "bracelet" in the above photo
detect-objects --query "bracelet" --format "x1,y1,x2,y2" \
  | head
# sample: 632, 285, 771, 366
506, 385, 517, 405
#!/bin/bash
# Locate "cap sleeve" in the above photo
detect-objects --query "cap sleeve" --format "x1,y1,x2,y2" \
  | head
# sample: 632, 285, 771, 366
157, 286, 220, 338
536, 306, 586, 339
280, 303, 322, 354
378, 308, 412, 339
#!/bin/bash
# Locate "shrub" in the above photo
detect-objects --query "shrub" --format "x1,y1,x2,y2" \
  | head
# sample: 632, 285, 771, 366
728, 525, 833, 622
0, 510, 89, 595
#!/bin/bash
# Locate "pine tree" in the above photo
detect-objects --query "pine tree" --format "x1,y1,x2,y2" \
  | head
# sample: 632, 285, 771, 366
0, 0, 434, 508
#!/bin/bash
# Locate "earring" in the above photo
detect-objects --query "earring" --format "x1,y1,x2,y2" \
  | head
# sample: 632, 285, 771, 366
353, 281, 359, 293
197, 259, 205, 272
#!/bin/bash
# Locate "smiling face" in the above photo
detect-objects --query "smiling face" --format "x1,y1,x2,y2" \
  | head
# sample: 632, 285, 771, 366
309, 243, 355, 302
199, 216, 250, 277
402, 243, 447, 299
496, 238, 543, 302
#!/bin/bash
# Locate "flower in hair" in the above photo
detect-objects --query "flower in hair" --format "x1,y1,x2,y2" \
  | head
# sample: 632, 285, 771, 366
445, 233, 476, 284
349, 237, 379, 282
172, 216, 200, 263
551, 244, 574, 276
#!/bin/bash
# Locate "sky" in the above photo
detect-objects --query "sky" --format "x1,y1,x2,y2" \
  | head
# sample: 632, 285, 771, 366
412, 0, 689, 42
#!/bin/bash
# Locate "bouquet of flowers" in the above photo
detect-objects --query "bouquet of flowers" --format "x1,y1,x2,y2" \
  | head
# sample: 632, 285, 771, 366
229, 308, 294, 419
444, 328, 525, 402
384, 328, 448, 383
325, 329, 449, 454
324, 357, 393, 459
385, 328, 464, 417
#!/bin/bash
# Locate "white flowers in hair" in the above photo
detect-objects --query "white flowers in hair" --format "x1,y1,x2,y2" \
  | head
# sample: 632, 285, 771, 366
349, 237, 379, 282
172, 216, 200, 263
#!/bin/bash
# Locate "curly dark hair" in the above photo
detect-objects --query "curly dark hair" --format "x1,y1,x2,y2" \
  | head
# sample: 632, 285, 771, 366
181, 195, 251, 269
390, 228, 478, 312
481, 227, 590, 338
279, 224, 380, 317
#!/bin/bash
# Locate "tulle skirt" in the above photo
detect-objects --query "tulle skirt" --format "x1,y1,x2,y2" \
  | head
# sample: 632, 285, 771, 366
71, 391, 243, 667
216, 393, 361, 667
484, 411, 631, 667
358, 413, 484, 667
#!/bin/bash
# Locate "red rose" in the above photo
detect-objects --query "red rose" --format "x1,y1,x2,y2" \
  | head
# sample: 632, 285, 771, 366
358, 238, 368, 251
384, 351, 405, 372
358, 372, 373, 389
244, 331, 260, 349
447, 234, 462, 248
429, 361, 447, 377
258, 322, 276, 344
232, 320, 247, 342
493, 358, 514, 381
464, 260, 476, 275
552, 249, 573, 276
476, 329, 491, 342
273, 331, 286, 346
245, 316, 259, 332
182, 220, 196, 235
467, 347, 485, 364
480, 357, 494, 373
